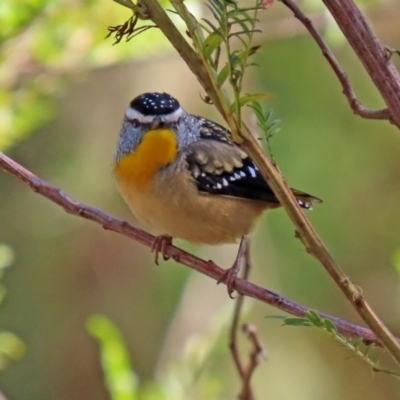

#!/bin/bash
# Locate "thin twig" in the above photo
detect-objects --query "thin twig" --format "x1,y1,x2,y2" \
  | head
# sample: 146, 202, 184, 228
229, 241, 248, 380
0, 150, 392, 346
321, 0, 400, 128
229, 238, 256, 400
280, 0, 391, 121
240, 324, 266, 400
238, 241, 265, 400
237, 244, 267, 400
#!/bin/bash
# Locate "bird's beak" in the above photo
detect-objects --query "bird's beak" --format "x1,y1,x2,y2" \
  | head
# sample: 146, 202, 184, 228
151, 116, 164, 129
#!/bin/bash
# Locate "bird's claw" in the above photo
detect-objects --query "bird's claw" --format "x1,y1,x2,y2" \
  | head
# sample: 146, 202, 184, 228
217, 263, 240, 299
151, 235, 172, 265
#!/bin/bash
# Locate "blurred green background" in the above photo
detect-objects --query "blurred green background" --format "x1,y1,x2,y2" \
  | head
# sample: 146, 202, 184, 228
1, 0, 400, 399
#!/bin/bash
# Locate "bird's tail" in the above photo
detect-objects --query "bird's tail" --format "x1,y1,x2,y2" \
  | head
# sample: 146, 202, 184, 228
291, 188, 322, 210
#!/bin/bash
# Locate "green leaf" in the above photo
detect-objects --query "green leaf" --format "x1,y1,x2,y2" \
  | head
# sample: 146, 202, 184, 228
248, 101, 264, 119
202, 31, 224, 60
265, 315, 287, 320
345, 354, 362, 361
229, 29, 261, 40
323, 319, 338, 334
87, 315, 138, 400
0, 332, 25, 370
352, 338, 363, 350
230, 20, 251, 36
202, 18, 220, 34
267, 119, 281, 130
230, 93, 271, 112
217, 64, 230, 86
204, 4, 223, 26
282, 318, 312, 327
306, 310, 324, 327
264, 109, 273, 121
364, 344, 374, 357
0, 244, 14, 270
208, 0, 224, 15
268, 128, 281, 138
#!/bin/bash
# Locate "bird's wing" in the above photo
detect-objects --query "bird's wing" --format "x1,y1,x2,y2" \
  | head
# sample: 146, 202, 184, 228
185, 119, 321, 208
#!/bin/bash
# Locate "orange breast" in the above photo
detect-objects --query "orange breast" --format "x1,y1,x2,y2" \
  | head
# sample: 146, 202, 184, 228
114, 129, 178, 192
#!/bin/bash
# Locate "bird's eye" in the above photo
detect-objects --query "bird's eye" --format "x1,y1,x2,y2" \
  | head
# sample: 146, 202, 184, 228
130, 119, 139, 128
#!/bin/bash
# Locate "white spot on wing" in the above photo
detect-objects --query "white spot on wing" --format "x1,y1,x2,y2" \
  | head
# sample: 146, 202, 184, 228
248, 166, 257, 178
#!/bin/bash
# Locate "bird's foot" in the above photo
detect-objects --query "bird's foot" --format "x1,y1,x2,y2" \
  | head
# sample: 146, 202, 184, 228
217, 261, 241, 299
217, 236, 247, 299
151, 235, 172, 265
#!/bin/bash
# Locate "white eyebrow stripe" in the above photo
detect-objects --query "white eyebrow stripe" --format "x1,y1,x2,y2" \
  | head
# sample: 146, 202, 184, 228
126, 108, 154, 123
125, 107, 183, 123
163, 107, 183, 122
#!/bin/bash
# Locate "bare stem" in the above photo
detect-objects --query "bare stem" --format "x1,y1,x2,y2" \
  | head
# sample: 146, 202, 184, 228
240, 324, 266, 400
280, 0, 391, 121
321, 0, 400, 128
229, 238, 259, 400
230, 245, 248, 381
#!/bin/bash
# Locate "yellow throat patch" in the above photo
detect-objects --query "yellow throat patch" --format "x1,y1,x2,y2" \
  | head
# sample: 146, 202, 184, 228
114, 129, 178, 192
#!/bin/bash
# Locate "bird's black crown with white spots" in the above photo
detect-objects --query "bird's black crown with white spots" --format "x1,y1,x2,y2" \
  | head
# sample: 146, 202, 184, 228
130, 92, 180, 116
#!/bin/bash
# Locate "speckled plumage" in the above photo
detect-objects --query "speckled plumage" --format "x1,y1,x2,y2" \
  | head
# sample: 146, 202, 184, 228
114, 92, 321, 245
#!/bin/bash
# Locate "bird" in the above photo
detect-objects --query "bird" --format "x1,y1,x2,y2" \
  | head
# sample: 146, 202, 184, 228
113, 92, 321, 296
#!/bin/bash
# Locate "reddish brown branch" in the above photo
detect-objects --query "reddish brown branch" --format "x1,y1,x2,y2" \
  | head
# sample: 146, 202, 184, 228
322, 0, 400, 127
281, 0, 391, 122
240, 324, 267, 400
0, 150, 394, 346
234, 244, 266, 400
230, 239, 256, 400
